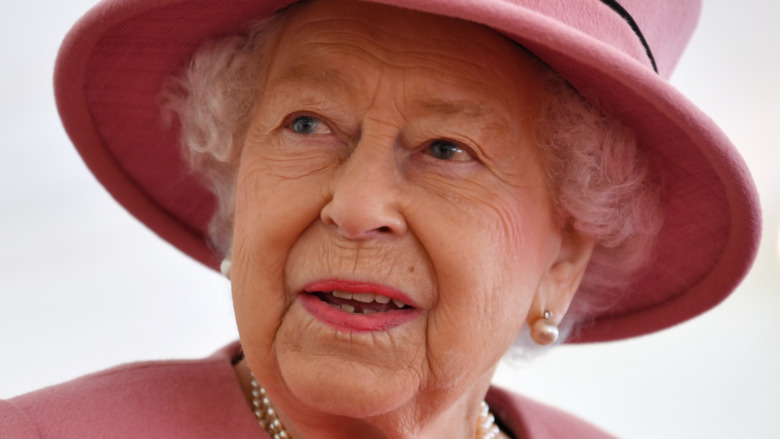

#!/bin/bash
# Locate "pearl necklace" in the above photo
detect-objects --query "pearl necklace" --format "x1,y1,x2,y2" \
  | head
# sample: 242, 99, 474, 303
250, 373, 500, 439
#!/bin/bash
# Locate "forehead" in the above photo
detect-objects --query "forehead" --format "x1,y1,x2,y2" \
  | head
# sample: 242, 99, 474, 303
264, 0, 546, 115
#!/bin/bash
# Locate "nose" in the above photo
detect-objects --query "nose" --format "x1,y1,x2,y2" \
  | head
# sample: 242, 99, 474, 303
320, 140, 408, 240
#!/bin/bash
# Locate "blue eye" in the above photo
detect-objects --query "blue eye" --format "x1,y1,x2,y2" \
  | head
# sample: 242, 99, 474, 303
427, 139, 471, 161
291, 116, 320, 134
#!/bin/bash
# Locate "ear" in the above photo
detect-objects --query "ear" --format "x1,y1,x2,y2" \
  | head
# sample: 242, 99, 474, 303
528, 228, 596, 325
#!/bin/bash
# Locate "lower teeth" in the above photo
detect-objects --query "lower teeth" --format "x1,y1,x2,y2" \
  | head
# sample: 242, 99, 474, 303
331, 304, 379, 315
320, 295, 403, 314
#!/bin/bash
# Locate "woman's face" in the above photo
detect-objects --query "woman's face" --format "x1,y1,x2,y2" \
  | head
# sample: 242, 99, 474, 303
232, 0, 577, 423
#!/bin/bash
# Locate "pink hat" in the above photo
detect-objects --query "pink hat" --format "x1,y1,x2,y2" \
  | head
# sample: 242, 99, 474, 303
54, 0, 761, 343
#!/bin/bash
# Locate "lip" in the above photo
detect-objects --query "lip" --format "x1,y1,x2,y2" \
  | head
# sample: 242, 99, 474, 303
299, 279, 421, 332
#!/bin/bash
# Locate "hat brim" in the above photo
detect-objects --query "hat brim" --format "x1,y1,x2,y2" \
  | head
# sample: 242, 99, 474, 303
54, 0, 761, 342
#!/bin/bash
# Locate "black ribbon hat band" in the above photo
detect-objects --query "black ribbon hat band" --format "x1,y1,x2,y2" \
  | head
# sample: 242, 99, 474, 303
599, 0, 658, 72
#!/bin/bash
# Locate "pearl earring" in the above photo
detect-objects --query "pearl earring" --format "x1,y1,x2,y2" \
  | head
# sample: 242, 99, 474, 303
220, 258, 231, 278
531, 310, 559, 345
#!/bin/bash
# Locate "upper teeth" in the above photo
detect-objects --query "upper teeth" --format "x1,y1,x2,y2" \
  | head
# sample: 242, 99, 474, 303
331, 290, 405, 308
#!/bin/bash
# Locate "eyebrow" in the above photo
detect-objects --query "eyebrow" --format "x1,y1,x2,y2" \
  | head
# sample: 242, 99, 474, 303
409, 97, 504, 126
267, 64, 355, 96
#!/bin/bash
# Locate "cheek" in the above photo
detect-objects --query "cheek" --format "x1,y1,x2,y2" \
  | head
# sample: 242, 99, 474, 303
232, 143, 336, 254
416, 177, 555, 292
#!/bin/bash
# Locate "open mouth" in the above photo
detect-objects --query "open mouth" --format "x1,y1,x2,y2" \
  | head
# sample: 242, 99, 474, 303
310, 290, 413, 315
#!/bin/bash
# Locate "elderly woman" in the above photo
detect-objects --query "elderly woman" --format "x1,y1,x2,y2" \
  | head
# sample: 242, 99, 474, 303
1, 0, 761, 438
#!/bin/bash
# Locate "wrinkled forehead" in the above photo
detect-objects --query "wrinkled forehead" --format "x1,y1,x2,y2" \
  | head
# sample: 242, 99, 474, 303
279, 0, 518, 56
266, 0, 548, 115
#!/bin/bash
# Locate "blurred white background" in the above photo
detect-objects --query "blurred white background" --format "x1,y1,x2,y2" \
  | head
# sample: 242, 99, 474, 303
1, 1, 778, 438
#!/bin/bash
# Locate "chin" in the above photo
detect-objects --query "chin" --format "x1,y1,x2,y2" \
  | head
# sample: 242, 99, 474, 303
277, 348, 420, 418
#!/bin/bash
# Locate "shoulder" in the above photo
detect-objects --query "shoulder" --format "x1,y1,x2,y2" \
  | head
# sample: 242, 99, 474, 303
2, 343, 261, 439
0, 399, 40, 439
487, 386, 617, 439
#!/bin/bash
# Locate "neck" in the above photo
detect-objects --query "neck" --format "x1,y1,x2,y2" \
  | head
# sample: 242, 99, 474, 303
234, 359, 501, 439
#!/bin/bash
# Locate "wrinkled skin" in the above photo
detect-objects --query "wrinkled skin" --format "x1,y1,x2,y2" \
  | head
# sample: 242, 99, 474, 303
231, 1, 595, 438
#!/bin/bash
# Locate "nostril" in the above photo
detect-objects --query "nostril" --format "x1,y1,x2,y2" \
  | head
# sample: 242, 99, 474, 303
377, 226, 392, 233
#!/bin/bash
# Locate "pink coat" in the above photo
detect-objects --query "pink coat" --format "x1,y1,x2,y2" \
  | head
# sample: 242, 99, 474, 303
1, 343, 615, 438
